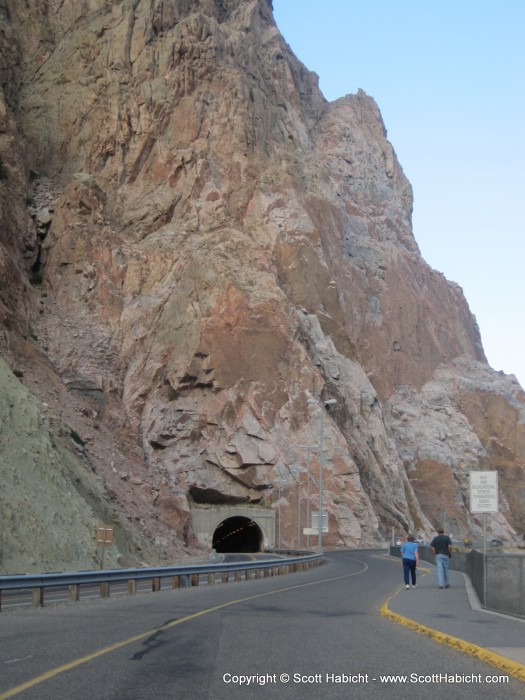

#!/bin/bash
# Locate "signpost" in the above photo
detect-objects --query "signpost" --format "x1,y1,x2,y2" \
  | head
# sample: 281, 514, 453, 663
310, 511, 328, 533
96, 526, 113, 570
469, 471, 498, 514
469, 471, 499, 606
304, 512, 328, 540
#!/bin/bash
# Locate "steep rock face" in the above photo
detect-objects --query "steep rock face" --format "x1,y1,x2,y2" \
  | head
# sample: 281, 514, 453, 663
0, 0, 523, 570
387, 358, 525, 539
0, 357, 158, 572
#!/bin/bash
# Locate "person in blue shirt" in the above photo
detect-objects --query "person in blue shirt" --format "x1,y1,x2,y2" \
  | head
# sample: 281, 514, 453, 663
400, 534, 419, 589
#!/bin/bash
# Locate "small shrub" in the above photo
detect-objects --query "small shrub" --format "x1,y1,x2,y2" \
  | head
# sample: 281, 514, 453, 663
30, 271, 43, 286
69, 428, 86, 447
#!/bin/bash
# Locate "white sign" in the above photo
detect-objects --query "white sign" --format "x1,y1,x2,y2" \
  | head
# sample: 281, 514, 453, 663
311, 511, 328, 533
470, 471, 499, 513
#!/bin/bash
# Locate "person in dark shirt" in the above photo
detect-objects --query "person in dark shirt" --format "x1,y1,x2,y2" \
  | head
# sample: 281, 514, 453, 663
430, 527, 452, 588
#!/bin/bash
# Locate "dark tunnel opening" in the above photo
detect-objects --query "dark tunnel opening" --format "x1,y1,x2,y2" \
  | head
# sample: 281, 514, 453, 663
212, 516, 263, 553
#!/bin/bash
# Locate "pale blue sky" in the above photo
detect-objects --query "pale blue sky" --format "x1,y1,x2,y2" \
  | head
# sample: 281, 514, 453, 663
273, 0, 525, 388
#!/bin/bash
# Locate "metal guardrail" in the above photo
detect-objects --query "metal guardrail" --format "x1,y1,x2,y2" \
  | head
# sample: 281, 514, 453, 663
0, 552, 323, 611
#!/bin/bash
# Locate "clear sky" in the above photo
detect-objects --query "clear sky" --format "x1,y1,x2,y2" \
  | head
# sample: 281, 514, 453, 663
273, 0, 525, 388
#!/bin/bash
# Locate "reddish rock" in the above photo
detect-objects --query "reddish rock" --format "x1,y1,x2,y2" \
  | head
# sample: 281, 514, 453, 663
0, 1, 523, 571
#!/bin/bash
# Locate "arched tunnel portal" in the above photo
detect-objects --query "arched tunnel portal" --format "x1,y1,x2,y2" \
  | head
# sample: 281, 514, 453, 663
212, 516, 264, 553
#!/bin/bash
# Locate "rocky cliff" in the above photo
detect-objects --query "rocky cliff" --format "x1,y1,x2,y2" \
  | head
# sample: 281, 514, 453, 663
1, 0, 524, 572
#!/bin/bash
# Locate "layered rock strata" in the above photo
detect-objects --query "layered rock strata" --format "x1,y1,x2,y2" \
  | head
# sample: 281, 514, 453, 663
0, 0, 523, 571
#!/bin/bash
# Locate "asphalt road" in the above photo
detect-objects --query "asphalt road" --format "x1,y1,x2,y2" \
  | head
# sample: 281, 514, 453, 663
1, 550, 523, 699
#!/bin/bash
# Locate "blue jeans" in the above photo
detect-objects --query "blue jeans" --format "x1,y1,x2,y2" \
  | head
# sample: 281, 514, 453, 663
436, 553, 450, 587
402, 558, 417, 585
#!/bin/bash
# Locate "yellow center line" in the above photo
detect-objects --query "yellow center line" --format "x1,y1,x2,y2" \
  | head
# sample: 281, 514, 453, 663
0, 561, 368, 699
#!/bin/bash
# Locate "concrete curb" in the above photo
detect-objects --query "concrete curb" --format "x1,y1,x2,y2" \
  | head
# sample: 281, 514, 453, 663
380, 585, 525, 683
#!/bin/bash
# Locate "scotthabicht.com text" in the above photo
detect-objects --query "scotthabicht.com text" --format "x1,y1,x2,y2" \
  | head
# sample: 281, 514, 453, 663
222, 672, 509, 686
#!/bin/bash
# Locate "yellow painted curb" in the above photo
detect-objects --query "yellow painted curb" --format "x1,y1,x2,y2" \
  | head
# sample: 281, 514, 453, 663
380, 589, 525, 683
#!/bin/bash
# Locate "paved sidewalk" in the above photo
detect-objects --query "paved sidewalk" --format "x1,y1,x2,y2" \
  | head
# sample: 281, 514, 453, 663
386, 560, 525, 668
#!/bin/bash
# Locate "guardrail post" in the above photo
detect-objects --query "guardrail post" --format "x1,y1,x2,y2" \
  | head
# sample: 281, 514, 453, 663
32, 587, 44, 607
0, 554, 322, 611
69, 584, 80, 602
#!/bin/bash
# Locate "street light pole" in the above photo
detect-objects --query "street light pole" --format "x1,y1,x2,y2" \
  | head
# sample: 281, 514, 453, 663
291, 466, 307, 549
274, 477, 287, 549
306, 461, 311, 549
308, 398, 337, 554
296, 471, 302, 548
298, 445, 317, 549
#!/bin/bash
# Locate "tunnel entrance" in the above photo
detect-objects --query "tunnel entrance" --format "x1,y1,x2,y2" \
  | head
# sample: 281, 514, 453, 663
212, 516, 264, 553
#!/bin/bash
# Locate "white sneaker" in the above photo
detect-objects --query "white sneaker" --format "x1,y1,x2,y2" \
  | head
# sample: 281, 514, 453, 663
405, 585, 409, 589
411, 584, 416, 588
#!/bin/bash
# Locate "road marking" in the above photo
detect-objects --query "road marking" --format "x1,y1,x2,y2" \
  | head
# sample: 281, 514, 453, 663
0, 560, 368, 699
4, 657, 34, 665
380, 583, 525, 683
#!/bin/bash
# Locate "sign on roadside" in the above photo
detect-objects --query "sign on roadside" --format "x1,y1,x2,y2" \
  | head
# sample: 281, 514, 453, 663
469, 471, 498, 513
311, 511, 328, 533
96, 526, 113, 544
96, 526, 114, 569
